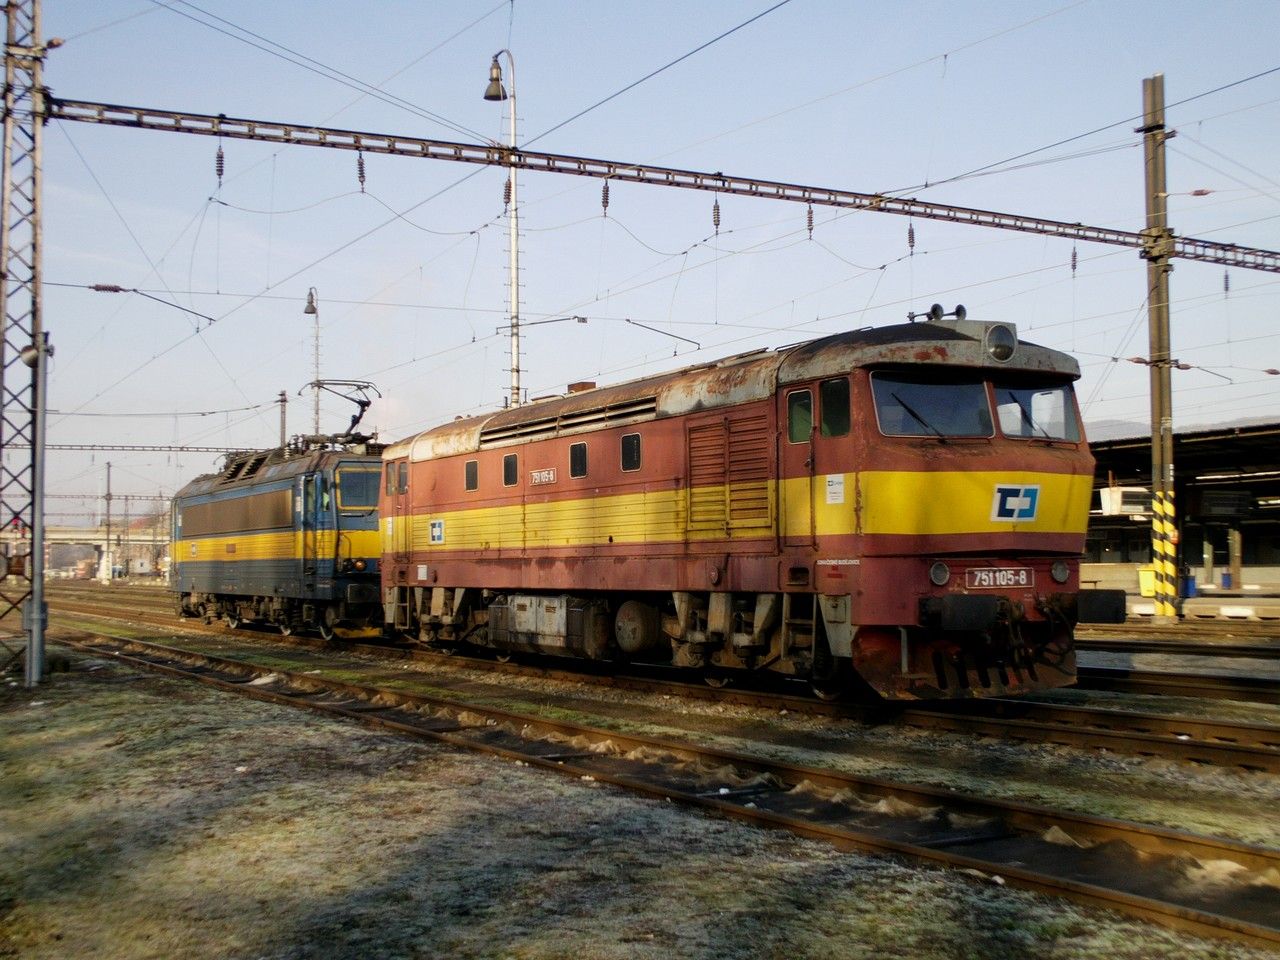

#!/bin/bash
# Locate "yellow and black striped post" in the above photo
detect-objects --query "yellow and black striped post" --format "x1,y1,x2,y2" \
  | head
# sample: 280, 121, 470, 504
1151, 487, 1179, 619
1140, 74, 1180, 624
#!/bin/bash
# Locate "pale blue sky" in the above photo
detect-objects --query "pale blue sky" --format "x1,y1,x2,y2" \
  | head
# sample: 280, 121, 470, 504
37, 0, 1280, 505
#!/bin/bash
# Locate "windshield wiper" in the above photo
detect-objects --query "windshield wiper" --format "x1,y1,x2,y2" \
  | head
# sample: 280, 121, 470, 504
891, 392, 944, 438
1002, 391, 1051, 438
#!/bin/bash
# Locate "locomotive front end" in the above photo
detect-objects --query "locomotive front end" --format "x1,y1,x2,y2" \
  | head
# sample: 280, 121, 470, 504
814, 309, 1123, 698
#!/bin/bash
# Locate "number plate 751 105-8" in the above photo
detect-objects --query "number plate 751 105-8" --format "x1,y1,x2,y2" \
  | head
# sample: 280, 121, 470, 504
965, 567, 1033, 589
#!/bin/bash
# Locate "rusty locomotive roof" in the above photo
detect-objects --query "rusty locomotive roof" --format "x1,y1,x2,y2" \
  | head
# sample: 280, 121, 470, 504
387, 318, 1081, 461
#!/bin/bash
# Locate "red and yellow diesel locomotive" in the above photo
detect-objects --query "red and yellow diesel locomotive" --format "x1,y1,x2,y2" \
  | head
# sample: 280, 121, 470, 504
379, 306, 1123, 700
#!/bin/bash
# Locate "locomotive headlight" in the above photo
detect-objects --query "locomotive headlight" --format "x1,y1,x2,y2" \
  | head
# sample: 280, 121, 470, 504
929, 561, 951, 586
354, 559, 367, 572
1050, 560, 1070, 583
985, 324, 1016, 362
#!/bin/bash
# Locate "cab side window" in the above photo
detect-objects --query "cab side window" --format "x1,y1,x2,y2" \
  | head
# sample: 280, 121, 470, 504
465, 459, 479, 492
787, 390, 812, 443
820, 378, 850, 437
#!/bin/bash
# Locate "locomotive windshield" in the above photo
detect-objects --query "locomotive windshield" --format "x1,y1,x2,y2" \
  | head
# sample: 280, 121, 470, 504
335, 465, 380, 510
871, 373, 993, 437
872, 372, 1081, 441
993, 382, 1081, 441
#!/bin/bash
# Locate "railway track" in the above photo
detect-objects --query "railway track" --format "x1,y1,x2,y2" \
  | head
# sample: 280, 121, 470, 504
1077, 666, 1280, 705
60, 630, 1280, 950
49, 583, 1280, 701
1079, 637, 1280, 660
46, 594, 1280, 774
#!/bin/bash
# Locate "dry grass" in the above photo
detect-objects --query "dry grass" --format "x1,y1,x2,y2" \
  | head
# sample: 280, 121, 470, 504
2, 643, 1276, 960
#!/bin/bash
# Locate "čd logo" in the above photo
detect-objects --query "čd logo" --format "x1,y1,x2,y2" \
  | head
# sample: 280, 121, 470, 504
991, 484, 1039, 521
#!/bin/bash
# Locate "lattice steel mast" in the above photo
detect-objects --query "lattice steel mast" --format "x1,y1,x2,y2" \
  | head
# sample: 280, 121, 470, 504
0, 0, 55, 686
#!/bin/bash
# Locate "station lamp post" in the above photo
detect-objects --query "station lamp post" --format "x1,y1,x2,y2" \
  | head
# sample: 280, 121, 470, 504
303, 287, 320, 436
484, 50, 521, 408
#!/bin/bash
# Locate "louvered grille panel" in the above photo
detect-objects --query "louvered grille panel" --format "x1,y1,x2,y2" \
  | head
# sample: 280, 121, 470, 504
687, 413, 774, 535
687, 423, 726, 530
727, 415, 772, 529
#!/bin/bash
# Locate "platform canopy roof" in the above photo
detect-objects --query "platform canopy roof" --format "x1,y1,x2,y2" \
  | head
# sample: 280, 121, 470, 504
1089, 421, 1280, 517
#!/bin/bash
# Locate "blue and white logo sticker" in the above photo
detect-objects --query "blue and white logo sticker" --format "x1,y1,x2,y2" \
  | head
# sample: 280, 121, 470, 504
429, 519, 445, 544
991, 484, 1039, 521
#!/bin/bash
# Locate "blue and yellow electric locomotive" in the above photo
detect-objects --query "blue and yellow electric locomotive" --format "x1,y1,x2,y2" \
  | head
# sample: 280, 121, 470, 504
172, 442, 383, 638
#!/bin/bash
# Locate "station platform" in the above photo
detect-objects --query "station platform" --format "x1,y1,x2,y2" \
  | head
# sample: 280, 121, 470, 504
1126, 589, 1280, 622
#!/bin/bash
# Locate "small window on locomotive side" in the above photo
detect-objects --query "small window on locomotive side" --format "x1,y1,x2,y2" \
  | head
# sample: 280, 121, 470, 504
820, 378, 850, 437
385, 463, 396, 496
621, 433, 641, 472
787, 389, 813, 443
397, 461, 408, 494
503, 453, 518, 487
464, 459, 479, 492
570, 441, 588, 478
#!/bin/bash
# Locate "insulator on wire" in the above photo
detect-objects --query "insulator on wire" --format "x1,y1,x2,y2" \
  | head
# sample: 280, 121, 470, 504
1071, 245, 1078, 276
712, 197, 721, 235
503, 176, 512, 209
806, 204, 814, 239
601, 181, 610, 216
215, 144, 225, 187
907, 222, 915, 255
1223, 270, 1230, 297
357, 152, 366, 192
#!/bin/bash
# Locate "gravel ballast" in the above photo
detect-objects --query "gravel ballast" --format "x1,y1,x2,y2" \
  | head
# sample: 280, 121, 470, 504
2, 642, 1275, 960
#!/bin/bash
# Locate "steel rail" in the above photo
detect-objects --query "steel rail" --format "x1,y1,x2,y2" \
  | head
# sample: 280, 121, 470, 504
1078, 665, 1280, 704
61, 632, 1280, 948
44, 97, 1280, 274
1078, 637, 1280, 659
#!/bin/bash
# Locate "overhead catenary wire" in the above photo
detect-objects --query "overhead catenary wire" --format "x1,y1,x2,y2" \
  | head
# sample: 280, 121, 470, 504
147, 0, 494, 145
888, 63, 1280, 197
38, 8, 1280, 446
523, 0, 796, 149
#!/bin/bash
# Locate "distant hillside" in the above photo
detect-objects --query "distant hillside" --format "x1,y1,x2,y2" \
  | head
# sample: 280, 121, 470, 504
1084, 415, 1279, 442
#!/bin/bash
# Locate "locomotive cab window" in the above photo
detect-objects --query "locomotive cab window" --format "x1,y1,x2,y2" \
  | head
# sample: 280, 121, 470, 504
787, 390, 812, 443
819, 378, 850, 437
570, 442, 588, 478
993, 381, 1081, 442
385, 463, 396, 496
871, 372, 993, 437
503, 453, 518, 487
335, 466, 379, 510
464, 459, 479, 492
397, 461, 408, 494
621, 433, 641, 472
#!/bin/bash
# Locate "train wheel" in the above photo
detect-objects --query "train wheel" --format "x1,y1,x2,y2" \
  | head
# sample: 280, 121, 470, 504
703, 671, 732, 689
225, 613, 240, 630
279, 621, 293, 637
811, 658, 852, 702
317, 606, 337, 642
